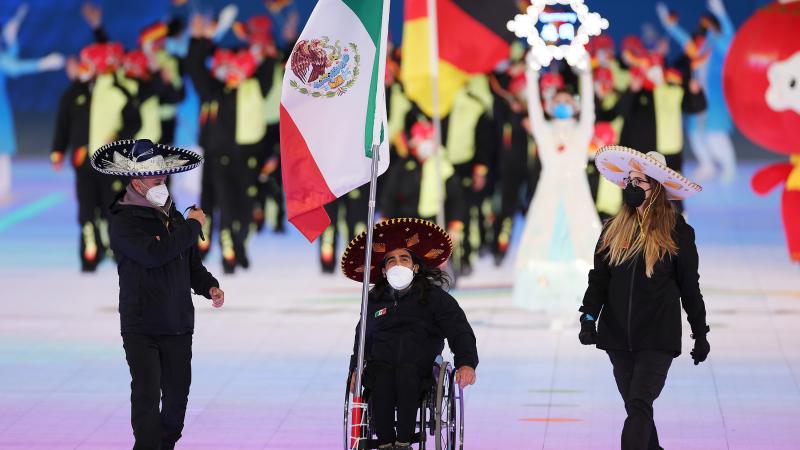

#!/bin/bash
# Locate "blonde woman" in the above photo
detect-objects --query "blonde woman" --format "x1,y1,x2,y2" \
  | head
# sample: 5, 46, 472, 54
579, 146, 710, 450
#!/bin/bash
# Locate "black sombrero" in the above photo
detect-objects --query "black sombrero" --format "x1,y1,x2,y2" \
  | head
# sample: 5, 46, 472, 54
90, 139, 203, 177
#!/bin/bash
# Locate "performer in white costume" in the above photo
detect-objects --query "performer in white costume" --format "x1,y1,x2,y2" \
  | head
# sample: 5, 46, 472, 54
513, 53, 602, 312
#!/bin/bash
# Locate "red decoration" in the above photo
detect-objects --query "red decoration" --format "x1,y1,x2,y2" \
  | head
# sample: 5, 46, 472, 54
80, 42, 124, 75
724, 1, 800, 155
123, 50, 150, 80
724, 1, 800, 261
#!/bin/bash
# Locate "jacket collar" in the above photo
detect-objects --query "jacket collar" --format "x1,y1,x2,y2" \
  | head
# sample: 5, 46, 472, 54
110, 189, 177, 221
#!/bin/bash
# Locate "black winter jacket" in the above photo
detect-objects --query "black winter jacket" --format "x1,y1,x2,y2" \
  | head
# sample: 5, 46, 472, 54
580, 215, 708, 356
109, 195, 219, 335
186, 38, 275, 153
51, 81, 91, 159
350, 285, 479, 371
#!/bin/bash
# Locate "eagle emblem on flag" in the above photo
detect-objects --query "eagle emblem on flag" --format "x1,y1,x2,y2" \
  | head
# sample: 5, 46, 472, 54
288, 36, 360, 98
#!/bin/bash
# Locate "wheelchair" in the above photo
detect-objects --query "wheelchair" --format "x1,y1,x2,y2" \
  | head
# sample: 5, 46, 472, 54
343, 356, 465, 450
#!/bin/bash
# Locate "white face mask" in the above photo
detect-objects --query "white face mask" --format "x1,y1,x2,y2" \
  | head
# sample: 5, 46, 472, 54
145, 183, 170, 207
646, 65, 664, 86
416, 139, 436, 161
386, 265, 415, 291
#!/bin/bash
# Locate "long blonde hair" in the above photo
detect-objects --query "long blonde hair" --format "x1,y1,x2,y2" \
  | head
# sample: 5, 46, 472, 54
598, 176, 678, 277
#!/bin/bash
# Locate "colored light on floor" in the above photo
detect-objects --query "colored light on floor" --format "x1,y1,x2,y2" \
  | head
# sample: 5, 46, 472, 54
0, 192, 64, 233
520, 418, 583, 423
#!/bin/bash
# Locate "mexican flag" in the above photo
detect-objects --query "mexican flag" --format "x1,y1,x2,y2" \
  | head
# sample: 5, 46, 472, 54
280, 0, 390, 242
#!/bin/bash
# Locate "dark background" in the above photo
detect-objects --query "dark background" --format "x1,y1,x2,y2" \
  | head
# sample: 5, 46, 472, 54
0, 0, 775, 158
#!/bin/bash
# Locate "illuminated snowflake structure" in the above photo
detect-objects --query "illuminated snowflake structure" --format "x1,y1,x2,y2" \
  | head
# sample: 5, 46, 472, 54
507, 0, 609, 70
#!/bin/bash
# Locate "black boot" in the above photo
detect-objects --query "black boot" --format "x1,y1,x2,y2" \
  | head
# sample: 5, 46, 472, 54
222, 257, 236, 274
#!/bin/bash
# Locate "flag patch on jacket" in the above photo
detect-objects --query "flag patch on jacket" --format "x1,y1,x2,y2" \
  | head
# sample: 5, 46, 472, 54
374, 307, 388, 318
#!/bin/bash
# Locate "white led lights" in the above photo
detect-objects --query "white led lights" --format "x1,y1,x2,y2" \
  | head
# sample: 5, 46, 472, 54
507, 0, 609, 70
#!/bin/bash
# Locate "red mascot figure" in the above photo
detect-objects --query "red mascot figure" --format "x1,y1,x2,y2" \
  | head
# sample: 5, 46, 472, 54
723, 0, 800, 262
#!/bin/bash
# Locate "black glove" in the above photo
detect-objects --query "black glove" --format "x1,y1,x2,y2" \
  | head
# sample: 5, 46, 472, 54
578, 314, 597, 345
691, 335, 710, 365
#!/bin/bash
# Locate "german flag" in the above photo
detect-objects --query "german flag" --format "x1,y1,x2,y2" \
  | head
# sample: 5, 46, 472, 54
401, 0, 518, 117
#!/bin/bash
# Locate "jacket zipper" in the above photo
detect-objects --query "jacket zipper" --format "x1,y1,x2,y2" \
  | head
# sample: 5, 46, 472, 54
627, 257, 637, 351
164, 212, 184, 260
391, 291, 402, 364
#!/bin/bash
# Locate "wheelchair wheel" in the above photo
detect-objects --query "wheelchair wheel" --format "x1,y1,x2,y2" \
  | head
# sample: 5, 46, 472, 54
433, 361, 463, 450
418, 390, 429, 449
451, 367, 465, 450
344, 370, 371, 450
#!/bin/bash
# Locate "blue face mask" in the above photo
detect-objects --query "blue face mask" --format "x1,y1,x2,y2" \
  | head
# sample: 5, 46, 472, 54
553, 103, 574, 119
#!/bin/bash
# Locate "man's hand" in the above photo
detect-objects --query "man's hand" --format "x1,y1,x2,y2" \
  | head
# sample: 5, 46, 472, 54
190, 14, 216, 40
160, 68, 174, 84
190, 14, 205, 38
629, 75, 644, 93
188, 207, 206, 227
209, 287, 224, 308
447, 227, 463, 247
689, 78, 701, 94
39, 53, 65, 71
65, 56, 79, 80
471, 166, 489, 191
349, 372, 357, 394
81, 2, 102, 29
454, 366, 476, 389
522, 117, 532, 135
282, 10, 299, 43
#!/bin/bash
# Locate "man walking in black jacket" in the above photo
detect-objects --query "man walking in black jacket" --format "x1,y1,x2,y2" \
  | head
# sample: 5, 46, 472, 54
92, 139, 224, 450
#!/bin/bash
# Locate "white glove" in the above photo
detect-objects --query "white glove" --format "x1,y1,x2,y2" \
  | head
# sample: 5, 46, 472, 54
708, 0, 726, 17
2, 3, 29, 45
39, 52, 65, 71
655, 2, 670, 25
214, 4, 238, 41
526, 47, 551, 72
573, 52, 591, 73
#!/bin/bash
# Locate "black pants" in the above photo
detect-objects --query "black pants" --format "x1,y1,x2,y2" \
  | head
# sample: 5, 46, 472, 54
364, 362, 426, 446
494, 141, 531, 262
663, 153, 684, 214
211, 148, 254, 269
254, 124, 286, 233
161, 118, 177, 145
319, 186, 368, 272
123, 333, 192, 450
198, 152, 216, 259
75, 159, 125, 271
607, 350, 673, 450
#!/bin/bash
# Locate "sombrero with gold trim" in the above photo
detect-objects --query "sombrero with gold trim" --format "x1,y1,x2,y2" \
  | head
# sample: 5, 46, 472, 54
341, 218, 453, 283
595, 145, 702, 200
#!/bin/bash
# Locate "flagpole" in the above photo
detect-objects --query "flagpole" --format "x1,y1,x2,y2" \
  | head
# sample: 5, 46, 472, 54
426, 0, 445, 228
352, 0, 391, 446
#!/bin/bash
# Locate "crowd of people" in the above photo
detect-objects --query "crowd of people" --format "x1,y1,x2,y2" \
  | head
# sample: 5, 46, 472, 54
15, 1, 726, 448
38, 0, 735, 280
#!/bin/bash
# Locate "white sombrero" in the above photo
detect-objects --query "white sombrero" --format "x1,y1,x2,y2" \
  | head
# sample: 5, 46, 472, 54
595, 145, 702, 200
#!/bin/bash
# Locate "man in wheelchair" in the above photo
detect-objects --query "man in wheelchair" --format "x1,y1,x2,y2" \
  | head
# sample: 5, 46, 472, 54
342, 218, 479, 450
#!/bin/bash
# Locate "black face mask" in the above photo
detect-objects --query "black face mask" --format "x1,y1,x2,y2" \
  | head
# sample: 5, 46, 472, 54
623, 184, 646, 208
